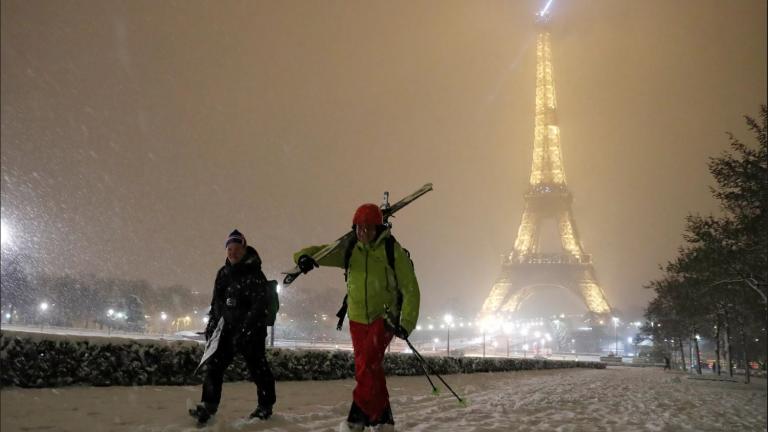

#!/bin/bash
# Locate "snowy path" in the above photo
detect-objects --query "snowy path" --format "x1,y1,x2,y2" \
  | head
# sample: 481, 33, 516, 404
1, 367, 765, 431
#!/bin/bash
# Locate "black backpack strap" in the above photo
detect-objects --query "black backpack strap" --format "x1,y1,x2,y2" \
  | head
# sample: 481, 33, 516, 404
385, 235, 405, 310
385, 235, 396, 271
337, 239, 357, 331
335, 294, 348, 331
343, 239, 356, 282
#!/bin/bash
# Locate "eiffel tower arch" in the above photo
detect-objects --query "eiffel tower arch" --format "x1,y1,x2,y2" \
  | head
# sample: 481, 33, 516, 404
480, 15, 612, 320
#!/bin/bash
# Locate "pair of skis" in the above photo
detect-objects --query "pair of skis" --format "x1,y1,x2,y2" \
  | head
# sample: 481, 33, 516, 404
282, 182, 433, 286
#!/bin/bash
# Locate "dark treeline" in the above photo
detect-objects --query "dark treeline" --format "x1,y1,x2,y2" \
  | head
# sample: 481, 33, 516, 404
1, 251, 349, 339
641, 106, 767, 382
0, 258, 209, 333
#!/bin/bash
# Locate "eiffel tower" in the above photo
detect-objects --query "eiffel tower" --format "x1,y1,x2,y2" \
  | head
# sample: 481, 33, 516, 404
479, 7, 612, 320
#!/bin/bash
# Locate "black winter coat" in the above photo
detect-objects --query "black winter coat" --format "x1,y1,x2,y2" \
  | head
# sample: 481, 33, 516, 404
206, 246, 271, 340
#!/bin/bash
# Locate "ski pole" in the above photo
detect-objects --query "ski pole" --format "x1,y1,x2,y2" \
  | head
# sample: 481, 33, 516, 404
406, 340, 440, 395
383, 305, 464, 404
404, 337, 465, 405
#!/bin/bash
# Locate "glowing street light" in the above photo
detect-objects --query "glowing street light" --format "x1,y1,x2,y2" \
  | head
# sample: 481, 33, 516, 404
443, 314, 453, 355
160, 312, 168, 321
38, 302, 50, 330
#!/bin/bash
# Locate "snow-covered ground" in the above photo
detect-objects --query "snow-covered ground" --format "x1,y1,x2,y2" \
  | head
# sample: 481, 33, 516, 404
1, 366, 765, 431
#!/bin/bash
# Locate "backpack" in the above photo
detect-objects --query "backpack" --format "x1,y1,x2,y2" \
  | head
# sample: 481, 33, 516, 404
335, 234, 412, 330
265, 280, 280, 326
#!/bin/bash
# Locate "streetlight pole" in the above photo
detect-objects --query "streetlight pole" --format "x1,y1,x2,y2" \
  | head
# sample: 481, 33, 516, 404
520, 327, 529, 358
612, 317, 619, 356
39, 302, 49, 331
160, 312, 168, 336
443, 314, 453, 356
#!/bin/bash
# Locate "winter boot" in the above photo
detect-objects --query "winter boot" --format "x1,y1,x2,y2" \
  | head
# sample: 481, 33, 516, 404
189, 403, 215, 425
370, 404, 395, 431
343, 401, 368, 431
338, 420, 365, 432
249, 405, 273, 420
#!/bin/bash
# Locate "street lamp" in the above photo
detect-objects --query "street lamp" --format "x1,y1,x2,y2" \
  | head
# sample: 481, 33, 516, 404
503, 321, 514, 358
159, 312, 168, 336
612, 317, 620, 355
443, 314, 453, 355
520, 327, 529, 358
38, 302, 50, 330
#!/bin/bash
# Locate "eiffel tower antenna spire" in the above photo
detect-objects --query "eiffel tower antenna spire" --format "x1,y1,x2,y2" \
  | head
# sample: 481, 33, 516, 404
479, 3, 613, 321
537, 0, 554, 19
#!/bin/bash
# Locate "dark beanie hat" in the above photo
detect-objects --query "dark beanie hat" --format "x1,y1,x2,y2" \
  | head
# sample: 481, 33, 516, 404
225, 229, 246, 248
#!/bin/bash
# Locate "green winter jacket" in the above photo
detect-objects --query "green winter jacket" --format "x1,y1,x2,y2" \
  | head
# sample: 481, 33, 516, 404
293, 229, 420, 334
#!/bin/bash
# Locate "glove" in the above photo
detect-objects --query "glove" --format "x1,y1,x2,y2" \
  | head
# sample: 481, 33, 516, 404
297, 254, 319, 274
382, 306, 410, 340
392, 323, 409, 340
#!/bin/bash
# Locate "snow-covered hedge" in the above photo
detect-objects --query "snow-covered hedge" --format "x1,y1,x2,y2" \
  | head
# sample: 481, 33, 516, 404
0, 331, 604, 388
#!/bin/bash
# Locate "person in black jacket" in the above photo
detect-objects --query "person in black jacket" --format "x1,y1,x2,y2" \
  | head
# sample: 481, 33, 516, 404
190, 229, 276, 424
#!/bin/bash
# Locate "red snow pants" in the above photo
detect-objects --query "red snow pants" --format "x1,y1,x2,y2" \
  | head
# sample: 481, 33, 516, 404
349, 318, 394, 422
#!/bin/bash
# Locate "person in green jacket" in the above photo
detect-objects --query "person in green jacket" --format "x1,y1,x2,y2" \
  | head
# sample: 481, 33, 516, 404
294, 203, 420, 432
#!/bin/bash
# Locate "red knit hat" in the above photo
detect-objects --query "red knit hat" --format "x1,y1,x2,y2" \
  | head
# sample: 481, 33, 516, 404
352, 203, 383, 225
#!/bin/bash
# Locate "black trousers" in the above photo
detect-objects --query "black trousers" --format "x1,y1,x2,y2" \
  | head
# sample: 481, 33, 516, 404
201, 326, 276, 410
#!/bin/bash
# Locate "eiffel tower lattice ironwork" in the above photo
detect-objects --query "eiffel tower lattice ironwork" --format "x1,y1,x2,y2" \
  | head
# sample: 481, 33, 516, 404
479, 16, 612, 319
